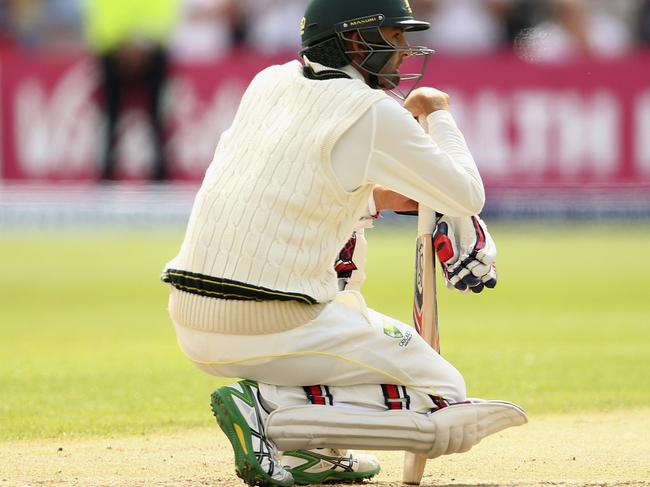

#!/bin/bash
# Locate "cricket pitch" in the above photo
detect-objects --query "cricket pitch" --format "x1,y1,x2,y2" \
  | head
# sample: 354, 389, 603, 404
2, 410, 648, 486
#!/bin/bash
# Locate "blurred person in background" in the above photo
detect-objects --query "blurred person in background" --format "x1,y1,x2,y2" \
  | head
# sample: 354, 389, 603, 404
410, 0, 513, 55
516, 0, 632, 62
2, 0, 83, 51
84, 0, 180, 181
0, 0, 14, 51
170, 0, 234, 62
3, 0, 42, 48
236, 0, 305, 55
502, 0, 547, 44
640, 0, 650, 44
42, 0, 84, 52
592, 0, 643, 34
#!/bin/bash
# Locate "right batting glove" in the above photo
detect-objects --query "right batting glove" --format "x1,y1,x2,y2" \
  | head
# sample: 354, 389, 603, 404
433, 215, 498, 293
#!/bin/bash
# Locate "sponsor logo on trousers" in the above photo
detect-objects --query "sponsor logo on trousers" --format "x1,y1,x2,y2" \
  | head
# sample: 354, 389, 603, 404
399, 330, 413, 347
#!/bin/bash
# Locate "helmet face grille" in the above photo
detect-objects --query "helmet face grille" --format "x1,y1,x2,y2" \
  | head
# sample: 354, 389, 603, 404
339, 27, 433, 99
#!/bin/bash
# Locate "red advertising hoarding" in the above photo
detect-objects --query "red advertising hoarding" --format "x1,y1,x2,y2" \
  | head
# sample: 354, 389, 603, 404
1, 49, 649, 189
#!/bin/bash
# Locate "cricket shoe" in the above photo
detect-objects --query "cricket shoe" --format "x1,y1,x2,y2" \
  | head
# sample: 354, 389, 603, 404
211, 380, 294, 487
280, 448, 380, 485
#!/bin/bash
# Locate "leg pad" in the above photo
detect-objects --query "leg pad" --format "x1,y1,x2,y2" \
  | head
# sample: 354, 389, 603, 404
267, 400, 527, 458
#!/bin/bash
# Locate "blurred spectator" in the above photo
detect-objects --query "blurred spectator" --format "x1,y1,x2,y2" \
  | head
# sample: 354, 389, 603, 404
3, 0, 648, 60
4, 0, 41, 47
42, 0, 84, 51
410, 0, 512, 55
84, 0, 180, 181
170, 0, 234, 62
236, 0, 305, 55
593, 0, 643, 32
641, 0, 650, 43
502, 0, 548, 43
0, 0, 13, 50
516, 0, 632, 62
3, 0, 83, 51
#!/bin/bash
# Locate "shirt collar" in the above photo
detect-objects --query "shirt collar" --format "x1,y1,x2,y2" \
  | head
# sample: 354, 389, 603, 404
303, 56, 365, 83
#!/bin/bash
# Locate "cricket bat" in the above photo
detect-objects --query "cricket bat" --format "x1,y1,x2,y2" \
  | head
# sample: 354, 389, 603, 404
402, 203, 439, 485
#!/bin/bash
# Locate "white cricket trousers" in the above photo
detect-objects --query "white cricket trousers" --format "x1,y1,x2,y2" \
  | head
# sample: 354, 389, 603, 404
172, 290, 466, 412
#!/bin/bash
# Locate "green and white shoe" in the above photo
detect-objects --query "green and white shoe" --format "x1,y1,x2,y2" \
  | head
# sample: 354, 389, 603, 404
211, 380, 294, 487
280, 448, 380, 485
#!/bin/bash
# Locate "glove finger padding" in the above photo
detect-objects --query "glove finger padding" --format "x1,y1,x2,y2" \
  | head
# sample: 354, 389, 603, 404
466, 260, 490, 277
434, 215, 497, 293
483, 264, 498, 288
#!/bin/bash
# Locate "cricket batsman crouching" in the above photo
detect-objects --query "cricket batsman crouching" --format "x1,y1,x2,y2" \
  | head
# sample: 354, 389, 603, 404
162, 0, 527, 485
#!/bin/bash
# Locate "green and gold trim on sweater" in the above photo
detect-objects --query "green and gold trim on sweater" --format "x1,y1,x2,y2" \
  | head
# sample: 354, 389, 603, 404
162, 269, 318, 305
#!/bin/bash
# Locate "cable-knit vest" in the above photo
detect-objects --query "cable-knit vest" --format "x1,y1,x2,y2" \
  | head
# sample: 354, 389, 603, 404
167, 60, 388, 307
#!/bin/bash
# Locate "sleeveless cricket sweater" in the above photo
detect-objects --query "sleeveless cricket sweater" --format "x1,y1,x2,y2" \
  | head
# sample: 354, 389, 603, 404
166, 60, 388, 334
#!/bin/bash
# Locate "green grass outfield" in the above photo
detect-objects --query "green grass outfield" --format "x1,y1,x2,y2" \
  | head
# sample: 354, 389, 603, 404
1, 223, 649, 441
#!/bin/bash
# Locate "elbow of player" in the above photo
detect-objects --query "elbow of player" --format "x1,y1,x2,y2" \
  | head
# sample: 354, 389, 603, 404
466, 183, 485, 215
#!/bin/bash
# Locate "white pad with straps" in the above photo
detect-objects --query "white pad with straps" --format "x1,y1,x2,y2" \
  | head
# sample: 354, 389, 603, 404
266, 400, 527, 458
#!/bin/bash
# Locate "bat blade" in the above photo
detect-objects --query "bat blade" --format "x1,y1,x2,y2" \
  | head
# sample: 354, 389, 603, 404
403, 205, 439, 485
402, 453, 428, 485
412, 224, 439, 350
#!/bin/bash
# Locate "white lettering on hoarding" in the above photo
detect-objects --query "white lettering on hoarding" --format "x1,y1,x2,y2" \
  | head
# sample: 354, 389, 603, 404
14, 61, 99, 177
455, 89, 621, 181
554, 91, 619, 177
11, 63, 244, 179
115, 110, 155, 177
512, 91, 552, 176
3, 62, 637, 184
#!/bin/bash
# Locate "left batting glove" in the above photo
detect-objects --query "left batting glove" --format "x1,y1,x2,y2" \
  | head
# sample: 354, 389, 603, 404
433, 215, 497, 293
335, 229, 369, 292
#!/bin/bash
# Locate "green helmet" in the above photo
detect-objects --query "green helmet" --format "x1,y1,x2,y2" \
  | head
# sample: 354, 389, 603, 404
301, 0, 429, 49
299, 0, 433, 97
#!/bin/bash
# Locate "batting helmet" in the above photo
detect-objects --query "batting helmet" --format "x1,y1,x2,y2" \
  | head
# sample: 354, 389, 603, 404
300, 0, 433, 96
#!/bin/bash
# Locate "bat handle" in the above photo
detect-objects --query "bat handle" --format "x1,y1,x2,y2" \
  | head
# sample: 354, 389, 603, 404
417, 205, 436, 237
417, 115, 436, 235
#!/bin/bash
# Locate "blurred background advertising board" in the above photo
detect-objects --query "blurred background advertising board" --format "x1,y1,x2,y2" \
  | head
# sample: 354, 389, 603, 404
0, 50, 272, 181
423, 54, 650, 191
2, 50, 649, 189
2, 0, 650, 223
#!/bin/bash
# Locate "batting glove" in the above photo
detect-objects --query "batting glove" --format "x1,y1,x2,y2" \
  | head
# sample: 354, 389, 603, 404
433, 215, 497, 293
335, 229, 369, 292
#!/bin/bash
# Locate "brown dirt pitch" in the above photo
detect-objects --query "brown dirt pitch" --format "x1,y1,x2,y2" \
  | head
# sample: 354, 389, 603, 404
2, 410, 648, 487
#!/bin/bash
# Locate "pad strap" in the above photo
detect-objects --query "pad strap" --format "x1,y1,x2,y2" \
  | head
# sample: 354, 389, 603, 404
430, 395, 451, 410
304, 385, 333, 406
381, 384, 411, 410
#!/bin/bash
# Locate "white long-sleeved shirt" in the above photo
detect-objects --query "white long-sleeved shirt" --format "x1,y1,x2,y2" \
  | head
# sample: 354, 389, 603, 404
326, 62, 484, 217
